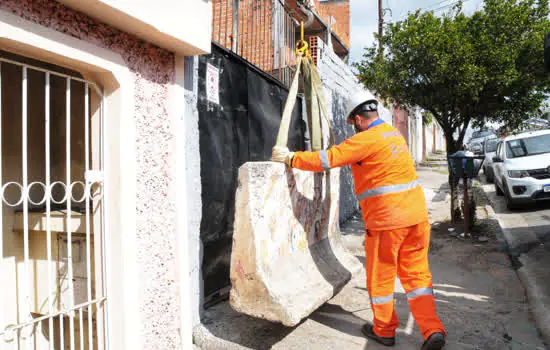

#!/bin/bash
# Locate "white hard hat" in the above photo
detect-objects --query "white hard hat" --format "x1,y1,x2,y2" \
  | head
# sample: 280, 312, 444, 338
345, 90, 379, 119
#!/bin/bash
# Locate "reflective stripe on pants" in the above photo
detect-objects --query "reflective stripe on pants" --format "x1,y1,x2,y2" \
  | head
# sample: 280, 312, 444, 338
365, 221, 446, 339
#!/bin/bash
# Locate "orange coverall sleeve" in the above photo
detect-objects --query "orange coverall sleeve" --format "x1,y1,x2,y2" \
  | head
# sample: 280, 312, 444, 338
291, 133, 381, 172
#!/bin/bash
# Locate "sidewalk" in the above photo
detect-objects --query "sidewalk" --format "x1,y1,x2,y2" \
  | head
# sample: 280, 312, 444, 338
194, 154, 545, 349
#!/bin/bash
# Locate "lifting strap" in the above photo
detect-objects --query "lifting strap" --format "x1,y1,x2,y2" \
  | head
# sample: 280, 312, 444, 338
274, 22, 334, 152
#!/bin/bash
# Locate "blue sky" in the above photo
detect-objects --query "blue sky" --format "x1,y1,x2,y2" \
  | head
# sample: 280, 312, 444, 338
349, 0, 485, 63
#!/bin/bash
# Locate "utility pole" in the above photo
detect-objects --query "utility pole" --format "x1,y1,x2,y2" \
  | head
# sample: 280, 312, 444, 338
378, 0, 383, 53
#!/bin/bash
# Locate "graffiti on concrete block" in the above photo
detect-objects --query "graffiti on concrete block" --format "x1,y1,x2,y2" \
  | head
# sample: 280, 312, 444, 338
256, 166, 340, 262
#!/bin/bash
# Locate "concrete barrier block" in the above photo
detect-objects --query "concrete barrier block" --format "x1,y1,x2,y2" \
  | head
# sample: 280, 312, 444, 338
229, 162, 363, 327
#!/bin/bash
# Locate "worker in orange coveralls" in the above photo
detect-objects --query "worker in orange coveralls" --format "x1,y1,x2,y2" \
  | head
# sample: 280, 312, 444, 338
272, 91, 446, 350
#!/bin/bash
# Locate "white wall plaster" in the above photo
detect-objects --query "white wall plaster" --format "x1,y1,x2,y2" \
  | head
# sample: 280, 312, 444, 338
0, 2, 188, 348
184, 56, 204, 328
426, 122, 434, 155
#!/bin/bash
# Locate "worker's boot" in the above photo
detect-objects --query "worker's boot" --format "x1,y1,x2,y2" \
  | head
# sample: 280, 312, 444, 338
361, 323, 395, 347
421, 332, 445, 350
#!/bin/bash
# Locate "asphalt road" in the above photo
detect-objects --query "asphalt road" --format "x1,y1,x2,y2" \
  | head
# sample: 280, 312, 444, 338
480, 173, 550, 251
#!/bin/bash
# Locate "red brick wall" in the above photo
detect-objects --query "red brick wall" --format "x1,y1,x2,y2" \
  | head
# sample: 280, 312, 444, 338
313, 0, 350, 48
309, 36, 319, 65
212, 0, 350, 74
212, 0, 276, 72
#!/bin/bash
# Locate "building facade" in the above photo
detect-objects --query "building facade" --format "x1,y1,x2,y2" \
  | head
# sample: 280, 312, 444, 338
0, 2, 446, 349
211, 0, 350, 87
0, 1, 211, 349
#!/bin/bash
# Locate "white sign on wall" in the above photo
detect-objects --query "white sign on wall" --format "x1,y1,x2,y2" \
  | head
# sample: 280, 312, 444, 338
206, 63, 220, 104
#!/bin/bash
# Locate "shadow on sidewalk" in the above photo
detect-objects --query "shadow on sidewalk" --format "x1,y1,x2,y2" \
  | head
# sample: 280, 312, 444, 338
340, 212, 366, 236
309, 303, 365, 337
431, 182, 450, 202
310, 302, 428, 349
200, 301, 296, 349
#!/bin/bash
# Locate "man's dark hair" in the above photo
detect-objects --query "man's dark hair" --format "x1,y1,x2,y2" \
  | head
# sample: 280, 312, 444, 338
351, 101, 378, 118
356, 110, 377, 118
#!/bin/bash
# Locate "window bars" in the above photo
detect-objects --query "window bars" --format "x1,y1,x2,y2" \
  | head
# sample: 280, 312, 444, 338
0, 57, 107, 350
212, 0, 298, 87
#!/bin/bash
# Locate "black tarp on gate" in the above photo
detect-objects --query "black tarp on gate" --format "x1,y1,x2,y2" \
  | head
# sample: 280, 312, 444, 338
198, 44, 306, 301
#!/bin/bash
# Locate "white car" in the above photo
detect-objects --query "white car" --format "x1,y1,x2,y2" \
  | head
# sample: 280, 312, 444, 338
492, 129, 550, 209
482, 136, 499, 183
468, 129, 496, 154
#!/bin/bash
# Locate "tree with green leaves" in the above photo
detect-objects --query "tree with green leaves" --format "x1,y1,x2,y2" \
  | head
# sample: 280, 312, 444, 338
356, 0, 550, 221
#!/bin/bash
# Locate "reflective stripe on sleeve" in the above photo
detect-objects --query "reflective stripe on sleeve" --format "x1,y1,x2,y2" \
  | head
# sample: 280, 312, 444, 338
319, 150, 330, 171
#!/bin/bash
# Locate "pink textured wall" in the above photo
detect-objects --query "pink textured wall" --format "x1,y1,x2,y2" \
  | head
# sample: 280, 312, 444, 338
0, 1, 181, 349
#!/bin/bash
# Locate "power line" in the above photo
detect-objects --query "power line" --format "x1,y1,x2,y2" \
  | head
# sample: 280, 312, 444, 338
398, 0, 473, 20
382, 0, 393, 24
423, 0, 456, 11
432, 0, 473, 13
379, 0, 384, 52
432, 1, 460, 12
398, 0, 455, 18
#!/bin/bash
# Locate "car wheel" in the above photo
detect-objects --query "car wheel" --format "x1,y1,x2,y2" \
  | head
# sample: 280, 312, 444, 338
503, 180, 519, 210
495, 181, 503, 196
486, 167, 494, 183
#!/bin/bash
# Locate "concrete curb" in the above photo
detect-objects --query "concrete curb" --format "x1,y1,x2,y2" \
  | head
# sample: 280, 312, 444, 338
517, 246, 550, 348
484, 203, 550, 347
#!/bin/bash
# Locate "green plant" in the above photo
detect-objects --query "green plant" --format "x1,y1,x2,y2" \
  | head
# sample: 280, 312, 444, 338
356, 0, 550, 221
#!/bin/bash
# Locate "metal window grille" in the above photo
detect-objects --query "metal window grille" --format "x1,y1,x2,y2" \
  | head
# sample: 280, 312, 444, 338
212, 0, 297, 87
184, 56, 195, 92
0, 56, 108, 350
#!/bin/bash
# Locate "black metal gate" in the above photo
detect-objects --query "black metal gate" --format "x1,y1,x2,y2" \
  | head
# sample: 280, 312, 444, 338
197, 43, 305, 305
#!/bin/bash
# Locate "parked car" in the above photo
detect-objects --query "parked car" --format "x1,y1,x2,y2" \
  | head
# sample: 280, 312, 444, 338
468, 129, 496, 154
492, 129, 550, 209
482, 136, 499, 183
